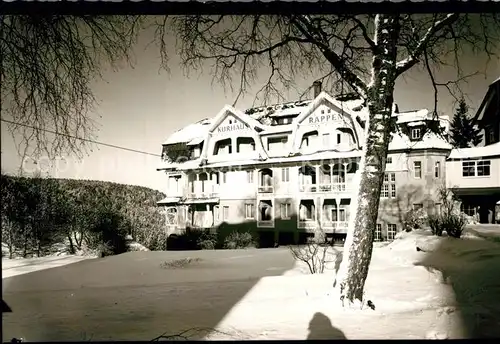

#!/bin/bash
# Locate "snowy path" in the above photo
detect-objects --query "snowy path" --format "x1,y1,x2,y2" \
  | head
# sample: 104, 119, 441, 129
2, 255, 96, 279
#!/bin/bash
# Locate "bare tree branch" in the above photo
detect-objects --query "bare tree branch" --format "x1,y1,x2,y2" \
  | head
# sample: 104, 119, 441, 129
1, 15, 143, 161
395, 13, 459, 76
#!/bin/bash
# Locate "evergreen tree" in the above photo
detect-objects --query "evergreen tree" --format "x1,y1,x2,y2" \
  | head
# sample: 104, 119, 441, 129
450, 98, 483, 148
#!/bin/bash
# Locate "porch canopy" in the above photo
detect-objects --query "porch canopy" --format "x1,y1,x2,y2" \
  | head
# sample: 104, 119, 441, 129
157, 197, 181, 206
182, 198, 220, 205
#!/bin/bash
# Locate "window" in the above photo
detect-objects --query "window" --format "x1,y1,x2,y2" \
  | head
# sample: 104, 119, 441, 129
245, 203, 255, 219
381, 173, 396, 198
411, 128, 421, 140
214, 138, 232, 155
461, 204, 477, 217
223, 206, 229, 221
462, 161, 476, 177
166, 208, 178, 225
300, 200, 315, 221
387, 224, 397, 240
413, 161, 422, 179
246, 170, 254, 183
331, 208, 338, 222
267, 136, 288, 151
221, 171, 227, 183
386, 156, 392, 164
339, 208, 347, 222
477, 160, 491, 176
214, 206, 220, 221
282, 167, 290, 182
280, 203, 291, 219
375, 224, 382, 241
259, 200, 273, 221
488, 128, 495, 143
381, 184, 389, 198
413, 203, 423, 211
434, 161, 440, 178
322, 133, 330, 147
462, 160, 491, 177
337, 133, 342, 144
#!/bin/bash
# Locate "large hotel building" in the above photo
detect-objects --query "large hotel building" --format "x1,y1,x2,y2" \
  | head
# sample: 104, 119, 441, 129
157, 79, 500, 245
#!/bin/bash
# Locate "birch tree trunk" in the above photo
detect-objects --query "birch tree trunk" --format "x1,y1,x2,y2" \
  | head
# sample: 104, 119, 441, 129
335, 14, 401, 306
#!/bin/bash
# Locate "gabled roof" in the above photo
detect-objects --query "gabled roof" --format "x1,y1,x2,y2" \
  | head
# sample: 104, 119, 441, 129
472, 76, 500, 125
163, 118, 212, 145
199, 105, 269, 163
290, 91, 365, 153
207, 105, 265, 134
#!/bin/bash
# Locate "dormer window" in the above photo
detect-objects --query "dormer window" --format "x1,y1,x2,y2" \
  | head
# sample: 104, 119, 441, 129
411, 128, 422, 140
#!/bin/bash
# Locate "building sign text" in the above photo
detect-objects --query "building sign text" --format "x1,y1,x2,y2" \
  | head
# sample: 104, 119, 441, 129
308, 113, 341, 124
217, 122, 249, 133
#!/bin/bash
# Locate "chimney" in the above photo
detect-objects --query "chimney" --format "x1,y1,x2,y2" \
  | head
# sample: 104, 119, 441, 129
313, 80, 322, 98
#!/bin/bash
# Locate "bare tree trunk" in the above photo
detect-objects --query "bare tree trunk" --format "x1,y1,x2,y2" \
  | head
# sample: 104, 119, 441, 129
335, 14, 401, 306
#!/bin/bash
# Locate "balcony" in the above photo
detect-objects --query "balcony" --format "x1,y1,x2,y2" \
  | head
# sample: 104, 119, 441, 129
322, 221, 349, 230
299, 184, 317, 192
186, 183, 219, 199
300, 183, 350, 193
258, 185, 274, 193
298, 220, 317, 229
257, 220, 274, 228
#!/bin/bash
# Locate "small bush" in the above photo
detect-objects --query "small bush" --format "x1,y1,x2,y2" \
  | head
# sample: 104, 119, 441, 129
427, 213, 444, 236
440, 213, 467, 238
427, 213, 467, 238
223, 231, 256, 249
197, 231, 218, 250
160, 257, 202, 269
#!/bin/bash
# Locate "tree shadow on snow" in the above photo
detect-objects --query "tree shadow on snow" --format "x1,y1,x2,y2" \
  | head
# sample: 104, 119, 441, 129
307, 312, 347, 340
416, 237, 500, 338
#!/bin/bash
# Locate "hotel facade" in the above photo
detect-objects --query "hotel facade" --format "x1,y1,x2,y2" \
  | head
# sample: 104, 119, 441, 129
157, 80, 500, 245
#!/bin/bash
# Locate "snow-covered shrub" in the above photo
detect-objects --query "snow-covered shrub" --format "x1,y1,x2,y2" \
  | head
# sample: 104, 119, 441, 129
402, 208, 427, 232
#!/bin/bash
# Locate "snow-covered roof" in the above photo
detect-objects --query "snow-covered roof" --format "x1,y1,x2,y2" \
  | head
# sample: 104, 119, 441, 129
491, 76, 500, 86
157, 197, 181, 205
163, 118, 212, 145
245, 100, 312, 119
448, 142, 500, 160
389, 131, 452, 151
394, 109, 437, 124
260, 125, 294, 135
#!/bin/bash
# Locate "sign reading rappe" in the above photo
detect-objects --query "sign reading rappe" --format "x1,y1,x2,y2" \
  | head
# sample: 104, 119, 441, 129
308, 113, 341, 124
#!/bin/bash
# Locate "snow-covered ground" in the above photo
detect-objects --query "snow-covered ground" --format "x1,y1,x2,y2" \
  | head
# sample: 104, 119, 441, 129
207, 229, 500, 339
1, 238, 148, 279
2, 255, 96, 279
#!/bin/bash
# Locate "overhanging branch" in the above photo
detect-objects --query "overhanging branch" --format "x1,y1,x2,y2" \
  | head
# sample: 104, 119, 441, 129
395, 13, 459, 77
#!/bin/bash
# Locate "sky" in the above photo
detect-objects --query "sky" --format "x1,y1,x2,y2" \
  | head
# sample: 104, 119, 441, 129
1, 19, 499, 193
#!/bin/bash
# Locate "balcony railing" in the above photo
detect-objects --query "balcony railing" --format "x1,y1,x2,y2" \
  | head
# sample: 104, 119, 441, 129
257, 219, 274, 227
187, 184, 219, 199
258, 185, 274, 193
299, 184, 318, 192
322, 221, 349, 230
300, 183, 349, 193
298, 219, 317, 229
